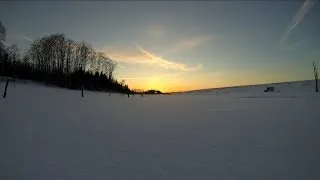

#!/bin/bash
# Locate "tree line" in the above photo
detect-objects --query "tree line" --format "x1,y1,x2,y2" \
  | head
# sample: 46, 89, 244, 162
0, 21, 131, 94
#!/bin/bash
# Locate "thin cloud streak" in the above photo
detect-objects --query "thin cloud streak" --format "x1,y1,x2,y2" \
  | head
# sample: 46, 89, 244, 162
21, 34, 33, 43
103, 44, 148, 64
134, 43, 202, 71
103, 43, 203, 71
117, 64, 126, 68
280, 0, 316, 47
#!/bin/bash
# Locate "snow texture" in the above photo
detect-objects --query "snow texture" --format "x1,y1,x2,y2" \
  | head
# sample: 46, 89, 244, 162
1, 81, 320, 180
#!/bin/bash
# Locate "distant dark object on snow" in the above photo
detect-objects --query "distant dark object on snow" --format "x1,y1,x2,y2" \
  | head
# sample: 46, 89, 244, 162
264, 87, 274, 92
145, 89, 162, 94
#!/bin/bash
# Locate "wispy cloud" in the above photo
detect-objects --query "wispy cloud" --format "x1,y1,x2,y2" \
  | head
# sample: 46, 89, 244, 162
134, 43, 202, 71
21, 34, 33, 43
117, 64, 126, 68
280, 0, 316, 49
103, 43, 203, 71
103, 44, 150, 64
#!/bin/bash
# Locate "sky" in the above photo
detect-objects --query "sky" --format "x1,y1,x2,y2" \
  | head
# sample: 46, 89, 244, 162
0, 1, 320, 92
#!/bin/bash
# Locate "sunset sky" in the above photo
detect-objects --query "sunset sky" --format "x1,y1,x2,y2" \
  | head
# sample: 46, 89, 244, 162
1, 1, 320, 92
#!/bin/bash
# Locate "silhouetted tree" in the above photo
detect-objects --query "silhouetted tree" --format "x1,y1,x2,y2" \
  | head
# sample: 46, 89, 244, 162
107, 61, 116, 81
6, 44, 19, 81
0, 21, 131, 94
0, 21, 7, 76
0, 21, 5, 48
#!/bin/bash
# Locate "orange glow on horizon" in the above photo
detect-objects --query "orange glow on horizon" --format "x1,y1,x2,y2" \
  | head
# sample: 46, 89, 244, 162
125, 77, 216, 92
121, 66, 310, 93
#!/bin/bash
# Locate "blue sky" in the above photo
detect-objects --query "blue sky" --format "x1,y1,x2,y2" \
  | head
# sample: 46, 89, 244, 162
1, 1, 319, 91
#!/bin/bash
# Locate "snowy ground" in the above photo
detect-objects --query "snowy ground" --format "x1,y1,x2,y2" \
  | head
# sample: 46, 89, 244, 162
1, 81, 320, 180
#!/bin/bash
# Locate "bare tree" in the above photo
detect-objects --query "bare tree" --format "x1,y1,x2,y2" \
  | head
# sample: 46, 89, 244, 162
120, 79, 125, 87
6, 44, 19, 80
56, 34, 66, 73
313, 62, 319, 92
0, 21, 5, 47
7, 44, 19, 62
0, 21, 6, 75
2, 30, 129, 93
107, 61, 116, 81
22, 54, 30, 66
90, 51, 104, 74
65, 39, 74, 74
77, 41, 91, 71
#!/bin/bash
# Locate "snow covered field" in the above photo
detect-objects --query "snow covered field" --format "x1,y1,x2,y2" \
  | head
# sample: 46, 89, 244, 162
1, 81, 320, 180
